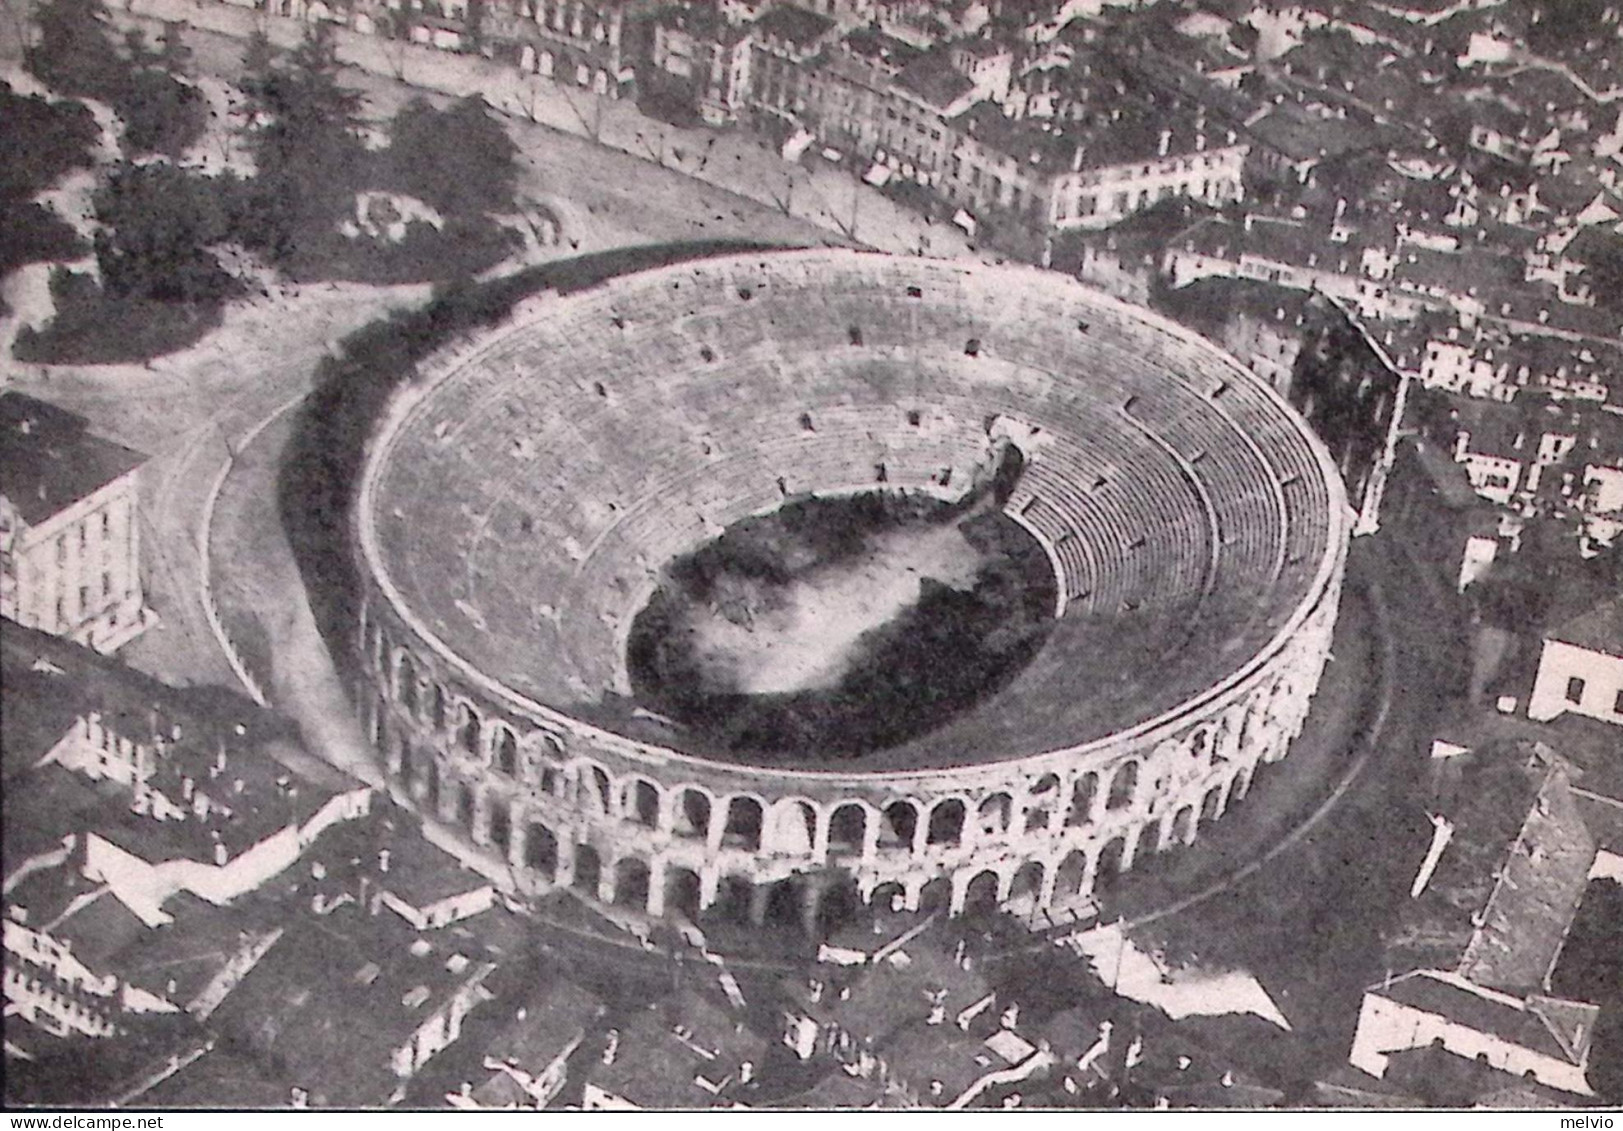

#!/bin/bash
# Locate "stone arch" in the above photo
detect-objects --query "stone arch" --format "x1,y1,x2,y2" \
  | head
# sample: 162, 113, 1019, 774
456, 780, 476, 829
623, 777, 661, 828
525, 823, 558, 878
1054, 849, 1088, 899
919, 876, 953, 914
1189, 727, 1214, 762
431, 683, 448, 731
1010, 860, 1046, 903
493, 726, 518, 776
673, 787, 712, 840
489, 798, 511, 855
960, 869, 1001, 914
870, 881, 905, 914
423, 755, 441, 812
1106, 761, 1138, 810
613, 857, 651, 910
827, 802, 869, 855
1024, 775, 1060, 832
456, 702, 481, 757
879, 800, 920, 852
768, 799, 817, 855
926, 798, 966, 847
397, 654, 419, 714
976, 792, 1013, 839
1200, 783, 1224, 823
664, 866, 702, 919
572, 844, 602, 897
1095, 834, 1129, 892
710, 874, 754, 924
722, 795, 765, 851
578, 762, 613, 814
1164, 805, 1195, 850
1067, 773, 1099, 826
1232, 764, 1255, 803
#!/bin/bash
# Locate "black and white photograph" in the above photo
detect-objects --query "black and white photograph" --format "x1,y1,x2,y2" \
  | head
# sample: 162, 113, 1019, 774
1, 0, 1621, 1117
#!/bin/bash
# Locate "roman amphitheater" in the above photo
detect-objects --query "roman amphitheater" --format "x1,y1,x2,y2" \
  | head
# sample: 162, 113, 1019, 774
353, 249, 1351, 934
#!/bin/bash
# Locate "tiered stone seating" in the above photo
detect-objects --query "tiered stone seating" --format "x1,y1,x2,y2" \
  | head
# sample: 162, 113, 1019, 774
365, 250, 1346, 758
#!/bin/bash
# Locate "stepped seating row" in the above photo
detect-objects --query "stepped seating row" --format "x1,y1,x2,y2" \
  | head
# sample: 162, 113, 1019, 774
374, 254, 1341, 719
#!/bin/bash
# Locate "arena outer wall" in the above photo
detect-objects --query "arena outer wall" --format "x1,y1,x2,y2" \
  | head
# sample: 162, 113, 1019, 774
351, 250, 1351, 932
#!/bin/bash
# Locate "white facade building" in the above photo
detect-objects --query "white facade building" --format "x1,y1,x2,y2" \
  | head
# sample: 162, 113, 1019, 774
0, 393, 153, 653
1528, 599, 1623, 727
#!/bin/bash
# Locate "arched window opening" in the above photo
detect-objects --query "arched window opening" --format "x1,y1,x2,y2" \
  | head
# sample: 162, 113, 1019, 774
976, 793, 1012, 838
665, 868, 702, 919
526, 824, 558, 877
927, 799, 965, 847
1067, 774, 1098, 827
962, 870, 1000, 914
572, 845, 602, 897
1106, 762, 1138, 810
489, 801, 511, 855
879, 801, 918, 851
495, 728, 518, 776
723, 796, 763, 851
828, 804, 867, 855
675, 789, 711, 839
613, 858, 651, 910
626, 779, 660, 828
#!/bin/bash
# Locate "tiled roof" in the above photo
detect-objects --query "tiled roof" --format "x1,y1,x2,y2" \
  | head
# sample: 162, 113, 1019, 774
1546, 595, 1623, 655
1457, 759, 1596, 993
478, 977, 603, 1073
894, 52, 975, 111
1374, 971, 1596, 1066
584, 990, 765, 1108
880, 1023, 997, 1105
207, 911, 496, 1107
0, 393, 146, 527
754, 4, 833, 49
376, 824, 492, 911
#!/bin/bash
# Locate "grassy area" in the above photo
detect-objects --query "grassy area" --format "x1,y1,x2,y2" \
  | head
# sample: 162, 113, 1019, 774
207, 412, 300, 695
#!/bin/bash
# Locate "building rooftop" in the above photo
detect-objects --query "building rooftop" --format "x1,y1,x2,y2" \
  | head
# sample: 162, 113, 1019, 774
0, 393, 147, 527
754, 3, 833, 50
1545, 595, 1623, 656
1373, 970, 1596, 1068
207, 910, 496, 1107
376, 823, 493, 911
894, 51, 976, 112
584, 989, 765, 1108
1389, 743, 1595, 993
478, 977, 604, 1076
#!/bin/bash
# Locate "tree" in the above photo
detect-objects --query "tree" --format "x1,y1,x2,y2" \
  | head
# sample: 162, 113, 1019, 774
119, 66, 208, 157
0, 82, 99, 201
156, 20, 192, 76
92, 162, 240, 304
384, 95, 518, 217
26, 0, 122, 100
237, 20, 369, 259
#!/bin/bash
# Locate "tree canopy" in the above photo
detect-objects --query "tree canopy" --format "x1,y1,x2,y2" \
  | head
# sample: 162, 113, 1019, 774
383, 95, 519, 218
